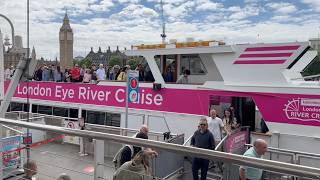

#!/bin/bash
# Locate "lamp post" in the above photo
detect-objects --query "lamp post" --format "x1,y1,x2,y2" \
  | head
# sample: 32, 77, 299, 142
0, 14, 15, 47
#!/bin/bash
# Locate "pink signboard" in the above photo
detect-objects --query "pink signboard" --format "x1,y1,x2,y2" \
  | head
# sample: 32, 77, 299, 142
7, 82, 213, 116
253, 93, 320, 127
6, 81, 320, 127
225, 130, 249, 154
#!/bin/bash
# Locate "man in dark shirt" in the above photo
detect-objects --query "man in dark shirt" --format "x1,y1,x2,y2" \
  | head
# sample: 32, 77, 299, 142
191, 118, 215, 180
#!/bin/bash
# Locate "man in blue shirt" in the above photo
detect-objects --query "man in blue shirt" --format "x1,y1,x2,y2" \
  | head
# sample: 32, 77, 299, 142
239, 139, 268, 180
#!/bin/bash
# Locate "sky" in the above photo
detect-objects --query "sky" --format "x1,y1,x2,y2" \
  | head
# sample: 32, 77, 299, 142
0, 0, 320, 60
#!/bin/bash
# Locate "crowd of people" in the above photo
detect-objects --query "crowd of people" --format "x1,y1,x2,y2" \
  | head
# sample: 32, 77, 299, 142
30, 63, 157, 83
5, 62, 192, 84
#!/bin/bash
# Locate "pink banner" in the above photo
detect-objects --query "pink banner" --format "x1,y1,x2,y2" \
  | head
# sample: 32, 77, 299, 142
6, 81, 320, 127
252, 93, 320, 127
225, 131, 249, 154
8, 82, 213, 116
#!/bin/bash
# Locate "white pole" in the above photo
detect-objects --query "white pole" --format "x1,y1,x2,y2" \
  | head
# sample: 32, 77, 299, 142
125, 75, 129, 131
0, 29, 4, 180
0, 30, 4, 101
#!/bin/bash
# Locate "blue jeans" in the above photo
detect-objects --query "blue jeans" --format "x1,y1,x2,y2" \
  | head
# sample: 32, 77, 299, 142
192, 158, 209, 180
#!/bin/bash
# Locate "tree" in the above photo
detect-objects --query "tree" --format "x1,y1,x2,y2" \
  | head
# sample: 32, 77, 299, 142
73, 58, 92, 68
127, 58, 140, 70
109, 55, 122, 68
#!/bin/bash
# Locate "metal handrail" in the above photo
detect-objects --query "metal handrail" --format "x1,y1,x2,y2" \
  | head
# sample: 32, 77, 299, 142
86, 123, 173, 137
183, 134, 193, 146
2, 124, 23, 134
215, 134, 228, 151
7, 111, 171, 137
245, 144, 320, 159
1, 118, 320, 179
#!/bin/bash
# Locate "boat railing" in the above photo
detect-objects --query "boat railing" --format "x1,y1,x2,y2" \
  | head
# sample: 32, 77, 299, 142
5, 111, 175, 142
245, 143, 320, 167
1, 118, 320, 180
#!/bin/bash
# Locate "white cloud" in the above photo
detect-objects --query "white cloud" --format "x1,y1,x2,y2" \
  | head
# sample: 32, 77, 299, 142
118, 4, 158, 18
114, 0, 140, 4
195, 0, 223, 11
302, 0, 320, 12
90, 0, 114, 11
271, 15, 290, 22
266, 2, 297, 14
163, 1, 195, 20
228, 5, 260, 20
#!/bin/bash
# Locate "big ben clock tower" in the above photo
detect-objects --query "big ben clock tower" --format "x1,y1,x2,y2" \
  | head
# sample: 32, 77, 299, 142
59, 12, 73, 70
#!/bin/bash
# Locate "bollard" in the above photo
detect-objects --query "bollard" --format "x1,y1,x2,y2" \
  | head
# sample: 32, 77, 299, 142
94, 139, 105, 180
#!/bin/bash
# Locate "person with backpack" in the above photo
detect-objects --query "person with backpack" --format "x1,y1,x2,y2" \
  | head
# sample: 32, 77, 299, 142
113, 150, 157, 180
113, 125, 157, 169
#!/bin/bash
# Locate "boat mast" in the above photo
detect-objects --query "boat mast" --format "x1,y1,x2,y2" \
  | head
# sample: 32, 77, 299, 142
160, 0, 166, 44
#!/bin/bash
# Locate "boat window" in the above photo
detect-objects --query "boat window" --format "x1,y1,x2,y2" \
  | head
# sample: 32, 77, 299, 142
53, 107, 68, 117
10, 102, 23, 111
69, 108, 78, 118
23, 104, 29, 112
106, 113, 120, 127
38, 105, 53, 115
302, 56, 320, 80
181, 54, 207, 75
86, 111, 106, 125
32, 105, 38, 113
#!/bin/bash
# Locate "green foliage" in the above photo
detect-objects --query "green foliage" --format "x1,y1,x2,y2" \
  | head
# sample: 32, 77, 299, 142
73, 58, 92, 68
109, 55, 122, 67
127, 59, 140, 70
127, 56, 144, 70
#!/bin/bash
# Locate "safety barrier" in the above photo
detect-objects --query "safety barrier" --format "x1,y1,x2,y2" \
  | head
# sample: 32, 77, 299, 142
1, 118, 320, 180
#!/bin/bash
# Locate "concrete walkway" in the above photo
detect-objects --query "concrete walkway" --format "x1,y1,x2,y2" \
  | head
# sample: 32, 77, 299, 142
28, 143, 114, 180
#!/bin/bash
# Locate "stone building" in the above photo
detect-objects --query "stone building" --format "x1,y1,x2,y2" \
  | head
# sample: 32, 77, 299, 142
59, 12, 73, 70
3, 35, 29, 69
84, 46, 127, 68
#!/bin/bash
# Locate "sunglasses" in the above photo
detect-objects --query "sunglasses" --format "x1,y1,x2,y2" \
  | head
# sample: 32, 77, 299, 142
199, 123, 206, 126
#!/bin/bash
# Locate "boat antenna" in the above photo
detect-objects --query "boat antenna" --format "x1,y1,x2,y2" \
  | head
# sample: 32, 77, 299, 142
160, 0, 166, 44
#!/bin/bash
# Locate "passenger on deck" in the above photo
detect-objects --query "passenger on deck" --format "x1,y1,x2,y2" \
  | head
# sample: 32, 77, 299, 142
207, 109, 230, 146
82, 69, 92, 83
109, 65, 120, 80
57, 173, 71, 180
117, 66, 129, 81
114, 150, 157, 180
96, 64, 106, 82
136, 64, 145, 81
191, 118, 215, 180
71, 64, 81, 82
90, 64, 97, 83
176, 69, 190, 84
163, 66, 174, 82
223, 108, 240, 133
239, 139, 268, 180
18, 160, 37, 180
